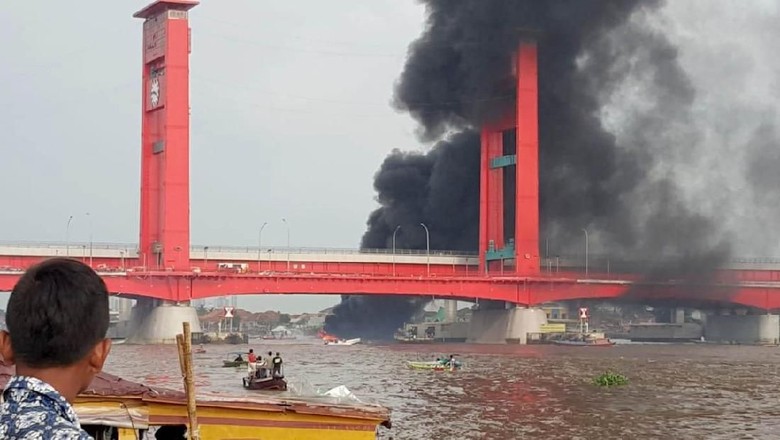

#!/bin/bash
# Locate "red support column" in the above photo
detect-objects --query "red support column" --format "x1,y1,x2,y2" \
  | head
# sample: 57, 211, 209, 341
479, 128, 505, 274
515, 41, 540, 275
135, 1, 197, 273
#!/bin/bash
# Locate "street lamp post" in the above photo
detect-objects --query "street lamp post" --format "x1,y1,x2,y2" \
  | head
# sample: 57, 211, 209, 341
119, 250, 125, 270
582, 228, 589, 277
392, 225, 401, 276
204, 246, 209, 270
420, 223, 430, 276
258, 222, 267, 272
282, 218, 290, 271
65, 215, 73, 257
86, 212, 93, 267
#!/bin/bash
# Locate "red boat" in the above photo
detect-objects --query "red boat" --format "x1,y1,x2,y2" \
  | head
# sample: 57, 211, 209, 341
318, 330, 340, 344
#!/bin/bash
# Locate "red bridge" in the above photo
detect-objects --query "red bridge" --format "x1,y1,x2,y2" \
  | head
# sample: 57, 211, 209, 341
2, 243, 780, 310
4, 1, 780, 342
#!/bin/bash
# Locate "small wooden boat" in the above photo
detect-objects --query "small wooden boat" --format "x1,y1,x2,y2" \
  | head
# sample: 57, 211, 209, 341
552, 338, 615, 347
407, 360, 462, 371
325, 338, 361, 346
0, 358, 391, 439
243, 374, 288, 391
222, 351, 249, 367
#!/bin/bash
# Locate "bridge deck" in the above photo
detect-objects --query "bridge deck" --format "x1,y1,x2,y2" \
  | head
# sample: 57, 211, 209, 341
0, 242, 778, 270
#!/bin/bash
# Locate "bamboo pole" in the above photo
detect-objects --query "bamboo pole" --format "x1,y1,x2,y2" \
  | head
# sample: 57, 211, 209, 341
177, 322, 200, 440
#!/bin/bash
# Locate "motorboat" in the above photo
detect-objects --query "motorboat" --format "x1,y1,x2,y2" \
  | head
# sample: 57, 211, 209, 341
242, 374, 287, 391
324, 338, 361, 346
407, 360, 462, 371
552, 338, 615, 347
222, 351, 249, 367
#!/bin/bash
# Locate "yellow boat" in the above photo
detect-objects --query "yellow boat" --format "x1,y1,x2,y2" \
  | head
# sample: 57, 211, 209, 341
1, 360, 391, 439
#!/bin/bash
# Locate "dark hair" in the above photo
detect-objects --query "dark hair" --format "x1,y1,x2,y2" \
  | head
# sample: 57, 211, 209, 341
267, 351, 272, 356
249, 349, 254, 353
275, 352, 280, 356
7, 258, 109, 367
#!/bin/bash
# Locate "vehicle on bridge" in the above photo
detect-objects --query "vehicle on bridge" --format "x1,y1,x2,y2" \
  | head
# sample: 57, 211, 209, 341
217, 262, 249, 273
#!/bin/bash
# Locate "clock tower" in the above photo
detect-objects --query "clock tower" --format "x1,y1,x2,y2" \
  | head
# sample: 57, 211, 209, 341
134, 0, 197, 271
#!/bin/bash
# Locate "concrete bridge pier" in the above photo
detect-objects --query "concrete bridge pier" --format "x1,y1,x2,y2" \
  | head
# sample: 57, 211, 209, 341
467, 301, 547, 344
703, 309, 779, 345
125, 298, 202, 344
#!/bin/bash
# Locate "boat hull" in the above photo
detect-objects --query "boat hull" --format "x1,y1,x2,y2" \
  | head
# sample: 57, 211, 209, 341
325, 338, 361, 346
552, 339, 615, 347
223, 360, 249, 368
407, 361, 461, 371
243, 376, 288, 391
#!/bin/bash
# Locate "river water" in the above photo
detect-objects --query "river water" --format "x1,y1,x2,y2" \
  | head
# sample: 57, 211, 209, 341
105, 340, 780, 439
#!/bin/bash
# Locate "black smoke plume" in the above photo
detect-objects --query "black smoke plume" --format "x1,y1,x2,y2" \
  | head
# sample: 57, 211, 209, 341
324, 132, 479, 339
327, 0, 736, 337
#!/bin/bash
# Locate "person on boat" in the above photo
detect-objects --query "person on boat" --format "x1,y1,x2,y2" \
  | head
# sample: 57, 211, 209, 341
272, 352, 283, 378
255, 354, 269, 379
234, 353, 244, 362
445, 355, 457, 370
247, 349, 257, 377
0, 258, 112, 439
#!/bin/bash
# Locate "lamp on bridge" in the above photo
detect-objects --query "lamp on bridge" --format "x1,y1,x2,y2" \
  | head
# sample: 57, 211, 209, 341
258, 222, 268, 272
86, 212, 93, 267
420, 223, 430, 276
282, 218, 291, 271
65, 215, 73, 257
581, 228, 589, 277
392, 225, 401, 276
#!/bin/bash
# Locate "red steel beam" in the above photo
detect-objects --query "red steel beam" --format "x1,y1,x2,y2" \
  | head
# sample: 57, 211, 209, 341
515, 40, 540, 275
3, 271, 780, 310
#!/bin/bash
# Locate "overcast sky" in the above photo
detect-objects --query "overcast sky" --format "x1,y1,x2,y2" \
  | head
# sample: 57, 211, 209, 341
2, 1, 779, 313
0, 1, 428, 313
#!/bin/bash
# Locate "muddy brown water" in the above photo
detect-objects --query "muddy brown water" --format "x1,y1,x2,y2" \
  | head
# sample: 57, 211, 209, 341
105, 341, 780, 439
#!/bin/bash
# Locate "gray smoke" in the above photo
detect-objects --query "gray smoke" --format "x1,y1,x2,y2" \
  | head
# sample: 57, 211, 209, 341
328, 0, 780, 336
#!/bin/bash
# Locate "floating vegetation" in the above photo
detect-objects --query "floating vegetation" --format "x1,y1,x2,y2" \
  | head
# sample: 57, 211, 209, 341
593, 371, 628, 387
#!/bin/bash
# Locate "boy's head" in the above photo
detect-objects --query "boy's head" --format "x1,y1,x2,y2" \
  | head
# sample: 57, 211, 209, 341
0, 258, 112, 394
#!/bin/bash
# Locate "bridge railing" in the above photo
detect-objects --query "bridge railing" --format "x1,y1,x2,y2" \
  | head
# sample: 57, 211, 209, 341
542, 254, 780, 272
0, 240, 477, 258
193, 244, 477, 257
2, 241, 780, 272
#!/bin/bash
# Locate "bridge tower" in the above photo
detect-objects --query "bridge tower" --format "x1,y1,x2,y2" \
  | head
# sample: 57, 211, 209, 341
134, 0, 197, 271
479, 39, 539, 275
129, 0, 202, 344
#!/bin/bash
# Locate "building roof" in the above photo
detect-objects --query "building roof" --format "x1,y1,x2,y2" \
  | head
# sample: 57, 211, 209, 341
133, 0, 199, 19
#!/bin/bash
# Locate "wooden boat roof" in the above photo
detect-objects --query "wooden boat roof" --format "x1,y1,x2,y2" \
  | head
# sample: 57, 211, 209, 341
0, 358, 184, 400
0, 359, 390, 426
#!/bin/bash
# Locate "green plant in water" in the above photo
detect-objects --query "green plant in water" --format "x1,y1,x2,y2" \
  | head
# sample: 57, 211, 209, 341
593, 371, 628, 387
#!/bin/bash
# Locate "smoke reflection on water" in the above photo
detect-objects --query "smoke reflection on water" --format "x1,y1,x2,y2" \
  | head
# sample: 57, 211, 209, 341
105, 340, 780, 439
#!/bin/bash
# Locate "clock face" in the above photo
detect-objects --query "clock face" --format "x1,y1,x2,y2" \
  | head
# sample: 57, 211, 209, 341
150, 78, 160, 107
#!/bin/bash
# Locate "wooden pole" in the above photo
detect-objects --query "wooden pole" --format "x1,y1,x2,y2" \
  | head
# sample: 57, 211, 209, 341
177, 322, 200, 440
